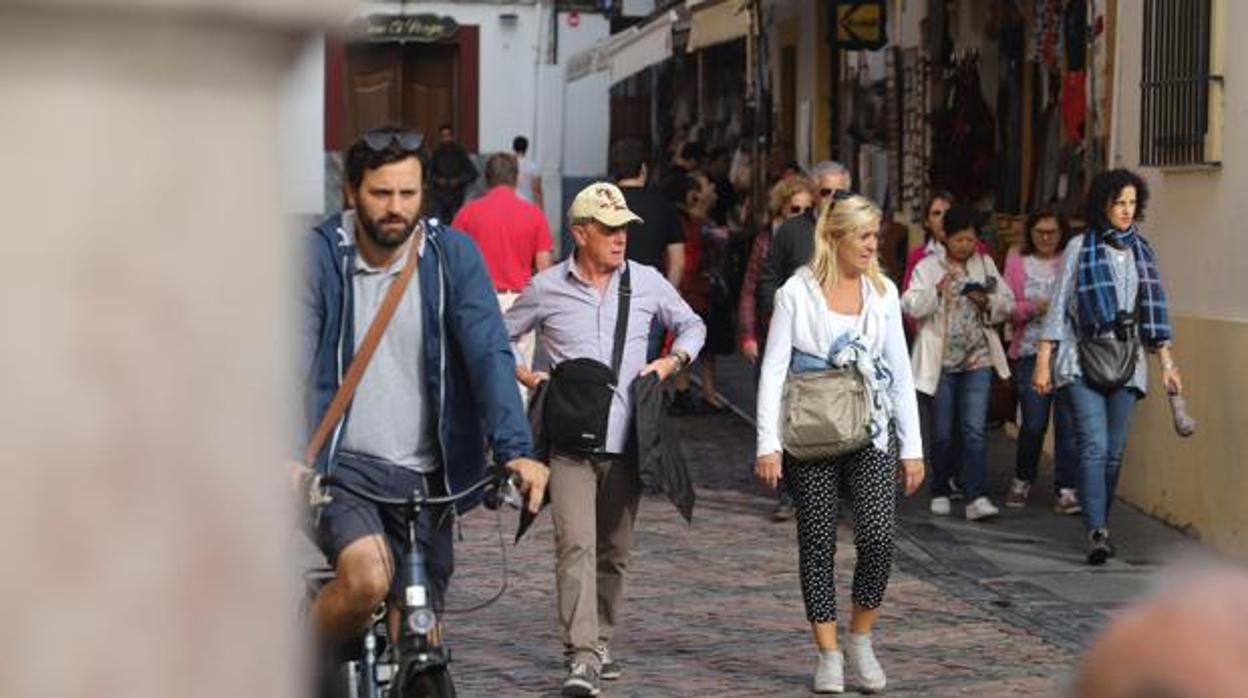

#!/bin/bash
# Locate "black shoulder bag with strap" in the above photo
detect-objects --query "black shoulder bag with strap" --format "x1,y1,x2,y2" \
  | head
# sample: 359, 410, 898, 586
1078, 288, 1142, 390
543, 264, 631, 454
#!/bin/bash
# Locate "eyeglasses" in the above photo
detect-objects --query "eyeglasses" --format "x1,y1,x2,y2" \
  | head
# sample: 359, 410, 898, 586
788, 204, 813, 216
1033, 226, 1062, 236
360, 128, 425, 152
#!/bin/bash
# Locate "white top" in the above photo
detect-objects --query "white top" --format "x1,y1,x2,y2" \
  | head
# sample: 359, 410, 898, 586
516, 155, 540, 203
756, 267, 923, 460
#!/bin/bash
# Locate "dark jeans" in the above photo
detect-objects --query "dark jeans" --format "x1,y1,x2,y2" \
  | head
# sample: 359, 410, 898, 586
932, 368, 993, 499
1012, 356, 1078, 491
1063, 379, 1138, 532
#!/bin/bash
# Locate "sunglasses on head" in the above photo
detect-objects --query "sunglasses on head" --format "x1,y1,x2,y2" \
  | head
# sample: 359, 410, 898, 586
360, 128, 425, 152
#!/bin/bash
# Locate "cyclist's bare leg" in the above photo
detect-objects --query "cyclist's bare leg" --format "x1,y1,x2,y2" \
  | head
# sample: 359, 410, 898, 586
313, 534, 395, 638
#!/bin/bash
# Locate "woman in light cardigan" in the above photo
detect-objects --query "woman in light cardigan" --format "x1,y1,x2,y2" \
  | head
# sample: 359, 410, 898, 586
902, 205, 1014, 521
755, 194, 924, 694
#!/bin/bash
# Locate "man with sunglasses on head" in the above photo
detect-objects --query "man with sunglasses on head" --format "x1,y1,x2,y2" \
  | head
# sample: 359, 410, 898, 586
756, 160, 851, 320
298, 127, 549, 666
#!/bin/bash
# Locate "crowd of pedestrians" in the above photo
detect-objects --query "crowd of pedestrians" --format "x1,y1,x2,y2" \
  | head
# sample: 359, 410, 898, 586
296, 125, 1186, 696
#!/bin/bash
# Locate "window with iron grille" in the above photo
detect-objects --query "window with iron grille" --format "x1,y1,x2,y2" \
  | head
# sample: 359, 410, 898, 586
1140, 0, 1222, 167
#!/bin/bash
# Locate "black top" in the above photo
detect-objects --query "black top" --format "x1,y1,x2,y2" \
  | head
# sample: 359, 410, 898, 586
430, 142, 478, 192
620, 185, 684, 271
757, 212, 816, 317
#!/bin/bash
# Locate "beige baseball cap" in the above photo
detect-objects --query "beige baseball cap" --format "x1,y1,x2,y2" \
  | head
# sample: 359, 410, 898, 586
568, 182, 644, 227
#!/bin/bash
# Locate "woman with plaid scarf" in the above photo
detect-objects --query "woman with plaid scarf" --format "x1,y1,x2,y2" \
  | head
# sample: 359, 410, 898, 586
1032, 169, 1184, 565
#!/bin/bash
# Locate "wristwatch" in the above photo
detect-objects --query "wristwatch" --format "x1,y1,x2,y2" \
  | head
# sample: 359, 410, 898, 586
670, 349, 691, 369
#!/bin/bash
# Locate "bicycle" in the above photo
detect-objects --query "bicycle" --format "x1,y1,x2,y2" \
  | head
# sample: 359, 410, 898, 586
305, 469, 522, 698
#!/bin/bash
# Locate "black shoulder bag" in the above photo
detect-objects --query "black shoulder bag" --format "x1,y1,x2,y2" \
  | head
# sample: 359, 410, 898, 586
1078, 289, 1142, 390
543, 264, 631, 453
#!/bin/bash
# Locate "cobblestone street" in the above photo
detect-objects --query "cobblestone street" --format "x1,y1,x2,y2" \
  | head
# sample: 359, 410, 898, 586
442, 400, 1137, 696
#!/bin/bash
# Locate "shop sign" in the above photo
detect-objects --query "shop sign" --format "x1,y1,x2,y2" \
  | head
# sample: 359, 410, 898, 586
353, 13, 460, 43
833, 1, 887, 51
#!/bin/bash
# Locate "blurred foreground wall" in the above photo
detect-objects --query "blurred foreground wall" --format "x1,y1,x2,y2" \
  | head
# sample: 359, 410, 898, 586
0, 2, 347, 696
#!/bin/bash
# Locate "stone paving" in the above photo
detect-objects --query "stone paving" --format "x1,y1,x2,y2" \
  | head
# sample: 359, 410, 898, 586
443, 412, 1083, 696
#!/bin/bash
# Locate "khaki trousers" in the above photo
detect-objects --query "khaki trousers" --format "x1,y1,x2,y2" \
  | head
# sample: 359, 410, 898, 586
549, 451, 640, 656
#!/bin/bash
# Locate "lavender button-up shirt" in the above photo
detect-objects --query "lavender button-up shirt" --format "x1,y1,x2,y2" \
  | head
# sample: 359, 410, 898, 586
504, 258, 706, 454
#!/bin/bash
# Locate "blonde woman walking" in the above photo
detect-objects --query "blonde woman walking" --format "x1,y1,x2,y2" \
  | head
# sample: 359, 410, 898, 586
755, 193, 924, 693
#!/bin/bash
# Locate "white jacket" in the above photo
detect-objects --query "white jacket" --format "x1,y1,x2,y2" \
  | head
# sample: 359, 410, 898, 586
901, 252, 1014, 396
756, 267, 923, 460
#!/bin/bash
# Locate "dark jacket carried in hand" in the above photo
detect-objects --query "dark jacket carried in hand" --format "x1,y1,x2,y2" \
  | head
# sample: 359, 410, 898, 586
630, 373, 694, 522
301, 213, 533, 512
757, 212, 816, 317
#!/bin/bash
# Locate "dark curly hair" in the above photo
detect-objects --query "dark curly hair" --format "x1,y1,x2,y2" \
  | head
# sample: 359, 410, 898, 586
1084, 168, 1149, 231
1020, 207, 1071, 256
345, 127, 427, 191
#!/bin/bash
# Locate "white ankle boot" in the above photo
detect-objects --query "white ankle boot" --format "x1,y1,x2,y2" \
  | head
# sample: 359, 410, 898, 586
844, 632, 887, 692
813, 649, 844, 693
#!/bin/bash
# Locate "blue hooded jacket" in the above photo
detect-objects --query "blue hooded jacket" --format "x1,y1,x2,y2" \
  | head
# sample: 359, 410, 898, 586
301, 212, 534, 510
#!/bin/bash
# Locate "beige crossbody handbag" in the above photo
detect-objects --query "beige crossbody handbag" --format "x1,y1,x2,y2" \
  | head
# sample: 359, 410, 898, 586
780, 286, 873, 461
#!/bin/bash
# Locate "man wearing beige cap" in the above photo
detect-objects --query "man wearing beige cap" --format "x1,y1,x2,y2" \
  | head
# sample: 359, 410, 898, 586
505, 182, 706, 696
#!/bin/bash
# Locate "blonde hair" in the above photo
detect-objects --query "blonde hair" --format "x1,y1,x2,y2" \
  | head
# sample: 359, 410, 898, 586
767, 175, 814, 219
808, 194, 888, 294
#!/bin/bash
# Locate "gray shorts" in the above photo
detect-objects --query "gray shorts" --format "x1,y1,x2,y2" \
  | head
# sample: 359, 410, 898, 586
315, 452, 454, 607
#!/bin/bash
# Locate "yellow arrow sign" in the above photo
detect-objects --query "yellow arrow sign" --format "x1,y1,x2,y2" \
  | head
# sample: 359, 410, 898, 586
836, 2, 885, 47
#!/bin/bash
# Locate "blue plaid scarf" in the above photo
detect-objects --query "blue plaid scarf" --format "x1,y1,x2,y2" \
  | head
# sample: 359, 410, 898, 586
1075, 226, 1172, 346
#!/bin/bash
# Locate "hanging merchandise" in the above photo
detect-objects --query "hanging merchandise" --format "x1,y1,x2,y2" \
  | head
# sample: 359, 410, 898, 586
994, 4, 1026, 213
1063, 0, 1088, 71
900, 47, 930, 222
925, 0, 953, 67
1030, 0, 1062, 70
1061, 69, 1087, 143
929, 54, 996, 204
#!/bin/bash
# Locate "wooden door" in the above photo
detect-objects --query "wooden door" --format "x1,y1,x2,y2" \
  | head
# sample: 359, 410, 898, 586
343, 43, 458, 144
344, 43, 402, 140
403, 45, 457, 142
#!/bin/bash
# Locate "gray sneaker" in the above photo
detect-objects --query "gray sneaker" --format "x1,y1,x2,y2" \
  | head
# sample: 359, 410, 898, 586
562, 658, 601, 696
597, 646, 622, 680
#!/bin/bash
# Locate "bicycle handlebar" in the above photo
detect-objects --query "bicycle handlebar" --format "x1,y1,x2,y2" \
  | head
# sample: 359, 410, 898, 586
314, 470, 520, 510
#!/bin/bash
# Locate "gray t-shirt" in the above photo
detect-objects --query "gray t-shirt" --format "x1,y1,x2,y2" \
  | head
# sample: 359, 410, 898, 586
338, 213, 438, 472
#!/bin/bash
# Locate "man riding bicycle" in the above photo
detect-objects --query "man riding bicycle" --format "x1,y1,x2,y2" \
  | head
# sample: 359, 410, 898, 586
296, 127, 548, 651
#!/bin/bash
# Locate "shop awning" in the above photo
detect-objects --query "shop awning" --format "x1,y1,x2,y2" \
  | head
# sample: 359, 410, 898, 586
685, 0, 749, 52
565, 10, 677, 84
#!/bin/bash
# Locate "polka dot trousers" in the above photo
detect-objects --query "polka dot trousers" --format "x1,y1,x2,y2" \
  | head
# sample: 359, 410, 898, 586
787, 436, 898, 623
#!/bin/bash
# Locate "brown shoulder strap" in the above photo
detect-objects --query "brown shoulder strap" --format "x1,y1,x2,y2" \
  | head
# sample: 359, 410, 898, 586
302, 241, 420, 466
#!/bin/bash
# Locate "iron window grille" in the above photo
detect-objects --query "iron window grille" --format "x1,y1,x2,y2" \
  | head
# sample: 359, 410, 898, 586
1140, 0, 1223, 167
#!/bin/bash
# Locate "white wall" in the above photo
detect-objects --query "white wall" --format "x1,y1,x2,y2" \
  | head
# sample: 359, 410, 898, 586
1112, 2, 1248, 320
768, 0, 820, 166
558, 11, 612, 177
